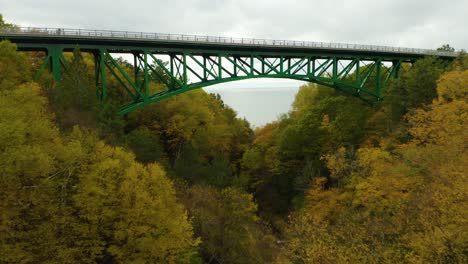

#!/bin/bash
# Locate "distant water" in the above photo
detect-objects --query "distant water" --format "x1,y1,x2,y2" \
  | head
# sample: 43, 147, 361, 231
203, 86, 300, 127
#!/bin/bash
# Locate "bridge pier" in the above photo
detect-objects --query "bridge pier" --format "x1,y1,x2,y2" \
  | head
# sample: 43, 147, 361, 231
33, 45, 64, 81
93, 50, 107, 100
48, 46, 63, 81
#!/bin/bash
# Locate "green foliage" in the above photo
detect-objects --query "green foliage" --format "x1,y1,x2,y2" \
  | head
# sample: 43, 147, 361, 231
0, 14, 18, 31
437, 44, 455, 52
126, 126, 167, 164
126, 90, 252, 187
48, 48, 98, 118
45, 47, 125, 140
450, 51, 468, 71
240, 84, 373, 216
383, 57, 445, 121
180, 185, 282, 263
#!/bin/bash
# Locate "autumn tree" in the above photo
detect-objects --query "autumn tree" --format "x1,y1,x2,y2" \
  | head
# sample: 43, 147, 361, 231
0, 14, 18, 31
180, 185, 282, 263
0, 41, 32, 89
284, 66, 468, 263
383, 57, 446, 121
437, 44, 455, 52
0, 41, 200, 263
126, 89, 252, 187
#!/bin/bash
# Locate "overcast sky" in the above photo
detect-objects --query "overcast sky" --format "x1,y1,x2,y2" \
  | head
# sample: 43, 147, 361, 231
2, 0, 467, 50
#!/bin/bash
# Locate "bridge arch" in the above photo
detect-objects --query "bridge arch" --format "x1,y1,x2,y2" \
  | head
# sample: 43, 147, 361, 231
115, 52, 403, 114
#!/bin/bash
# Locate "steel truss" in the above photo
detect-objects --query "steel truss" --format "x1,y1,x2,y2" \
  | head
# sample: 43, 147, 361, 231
33, 46, 408, 114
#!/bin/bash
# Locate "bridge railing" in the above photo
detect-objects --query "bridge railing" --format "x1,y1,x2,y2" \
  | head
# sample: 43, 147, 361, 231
0, 26, 458, 57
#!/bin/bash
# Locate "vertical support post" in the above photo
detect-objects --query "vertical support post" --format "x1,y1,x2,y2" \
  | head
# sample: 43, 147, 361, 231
94, 52, 99, 92
280, 56, 284, 74
311, 58, 316, 77
375, 59, 382, 96
203, 56, 207, 80
250, 56, 254, 76
183, 53, 187, 85
356, 59, 361, 84
170, 54, 174, 88
170, 54, 174, 73
332, 57, 338, 81
394, 60, 401, 78
133, 53, 140, 88
261, 56, 265, 74
100, 49, 107, 100
218, 54, 222, 79
144, 51, 149, 99
48, 46, 63, 81
233, 57, 237, 77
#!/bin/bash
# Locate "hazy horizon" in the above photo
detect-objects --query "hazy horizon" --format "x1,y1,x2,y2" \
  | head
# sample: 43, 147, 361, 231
204, 84, 303, 127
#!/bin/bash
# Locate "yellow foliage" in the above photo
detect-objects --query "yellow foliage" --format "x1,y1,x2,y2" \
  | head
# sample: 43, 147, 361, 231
0, 41, 32, 90
436, 69, 468, 102
180, 185, 280, 263
322, 147, 347, 180
398, 69, 468, 262
304, 177, 345, 224
287, 68, 468, 263
0, 84, 199, 262
253, 121, 278, 144
408, 100, 467, 146
291, 83, 318, 115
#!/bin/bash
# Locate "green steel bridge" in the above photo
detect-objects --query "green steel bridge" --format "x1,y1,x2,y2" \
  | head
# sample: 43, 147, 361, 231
0, 27, 458, 114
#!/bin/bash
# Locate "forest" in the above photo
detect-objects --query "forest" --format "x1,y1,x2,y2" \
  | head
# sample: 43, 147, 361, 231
1, 15, 467, 263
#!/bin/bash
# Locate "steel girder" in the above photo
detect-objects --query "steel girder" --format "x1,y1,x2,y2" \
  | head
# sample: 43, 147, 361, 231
32, 45, 408, 114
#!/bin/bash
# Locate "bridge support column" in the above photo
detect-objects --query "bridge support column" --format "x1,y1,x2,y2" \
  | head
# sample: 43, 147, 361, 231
133, 53, 140, 89
47, 46, 63, 81
393, 60, 401, 78
143, 51, 149, 99
94, 49, 107, 101
332, 57, 338, 81
375, 59, 382, 96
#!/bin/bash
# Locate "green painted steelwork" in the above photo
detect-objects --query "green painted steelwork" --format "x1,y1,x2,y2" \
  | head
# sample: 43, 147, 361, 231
0, 27, 457, 114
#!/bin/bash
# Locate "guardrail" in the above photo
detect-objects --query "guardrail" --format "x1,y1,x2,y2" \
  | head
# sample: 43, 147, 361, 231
0, 26, 458, 57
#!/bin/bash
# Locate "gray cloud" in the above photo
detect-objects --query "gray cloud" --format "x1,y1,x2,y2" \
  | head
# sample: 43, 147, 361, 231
1, 0, 466, 49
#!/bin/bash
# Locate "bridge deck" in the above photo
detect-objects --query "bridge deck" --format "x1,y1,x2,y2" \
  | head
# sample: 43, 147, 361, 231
0, 27, 458, 59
